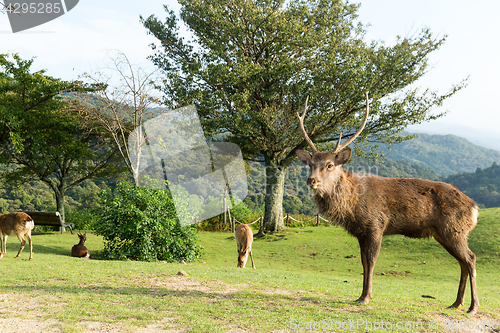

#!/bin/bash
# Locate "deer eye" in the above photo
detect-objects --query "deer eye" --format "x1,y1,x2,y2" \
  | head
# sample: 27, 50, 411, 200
327, 164, 335, 170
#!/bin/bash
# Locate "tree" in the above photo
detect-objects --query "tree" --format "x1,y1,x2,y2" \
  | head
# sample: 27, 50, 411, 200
78, 51, 162, 185
0, 54, 90, 149
141, 0, 466, 232
0, 53, 122, 222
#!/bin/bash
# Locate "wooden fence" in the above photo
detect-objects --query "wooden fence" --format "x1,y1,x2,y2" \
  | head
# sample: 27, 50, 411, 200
230, 213, 331, 232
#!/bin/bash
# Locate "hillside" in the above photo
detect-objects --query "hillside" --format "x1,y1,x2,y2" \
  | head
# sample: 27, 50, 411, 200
444, 162, 500, 208
407, 122, 500, 151
384, 133, 500, 176
347, 155, 441, 180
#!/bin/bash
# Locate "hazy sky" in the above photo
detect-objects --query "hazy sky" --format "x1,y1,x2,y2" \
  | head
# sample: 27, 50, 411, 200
2, 0, 499, 133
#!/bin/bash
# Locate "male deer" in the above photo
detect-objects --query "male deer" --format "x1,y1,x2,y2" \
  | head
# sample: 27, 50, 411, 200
71, 233, 90, 258
235, 224, 255, 269
0, 212, 35, 260
295, 92, 479, 314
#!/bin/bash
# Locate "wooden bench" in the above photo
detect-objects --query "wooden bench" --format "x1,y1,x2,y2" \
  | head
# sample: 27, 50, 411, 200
23, 211, 75, 234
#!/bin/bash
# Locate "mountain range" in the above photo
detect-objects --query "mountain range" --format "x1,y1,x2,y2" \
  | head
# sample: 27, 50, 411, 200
383, 132, 500, 176
407, 122, 500, 152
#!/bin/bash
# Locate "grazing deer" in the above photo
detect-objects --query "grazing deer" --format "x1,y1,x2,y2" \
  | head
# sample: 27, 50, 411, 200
0, 212, 34, 260
295, 92, 479, 314
71, 233, 90, 258
235, 224, 255, 269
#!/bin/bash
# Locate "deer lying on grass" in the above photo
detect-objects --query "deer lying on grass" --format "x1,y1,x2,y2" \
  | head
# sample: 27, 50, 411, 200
0, 212, 34, 260
71, 233, 90, 258
295, 92, 479, 314
235, 224, 255, 269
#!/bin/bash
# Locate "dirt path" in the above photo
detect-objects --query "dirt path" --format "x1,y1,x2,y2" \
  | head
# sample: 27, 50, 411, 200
0, 317, 184, 333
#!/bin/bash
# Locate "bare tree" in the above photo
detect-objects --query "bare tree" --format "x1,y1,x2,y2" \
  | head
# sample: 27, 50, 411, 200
79, 51, 162, 184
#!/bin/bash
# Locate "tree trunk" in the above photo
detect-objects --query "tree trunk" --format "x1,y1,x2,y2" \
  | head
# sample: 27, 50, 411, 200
46, 184, 66, 233
45, 180, 66, 223
54, 189, 65, 223
262, 160, 286, 232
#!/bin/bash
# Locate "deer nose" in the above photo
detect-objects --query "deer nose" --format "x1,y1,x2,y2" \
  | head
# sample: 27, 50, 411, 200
307, 177, 316, 186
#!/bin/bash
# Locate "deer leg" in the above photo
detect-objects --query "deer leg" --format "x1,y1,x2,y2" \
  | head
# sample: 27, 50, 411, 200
0, 234, 7, 259
435, 235, 479, 314
447, 263, 468, 309
468, 263, 479, 314
358, 240, 369, 303
26, 231, 33, 261
14, 235, 26, 259
463, 248, 479, 314
249, 249, 255, 269
435, 237, 468, 308
356, 236, 382, 305
454, 248, 478, 314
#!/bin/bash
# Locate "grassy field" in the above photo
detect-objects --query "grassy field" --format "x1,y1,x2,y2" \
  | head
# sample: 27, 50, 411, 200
0, 208, 499, 332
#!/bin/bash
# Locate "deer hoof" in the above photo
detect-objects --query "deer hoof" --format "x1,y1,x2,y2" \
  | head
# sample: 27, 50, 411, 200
355, 298, 369, 305
467, 308, 478, 315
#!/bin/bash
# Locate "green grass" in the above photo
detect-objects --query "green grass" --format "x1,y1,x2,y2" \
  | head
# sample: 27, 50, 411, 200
0, 208, 499, 332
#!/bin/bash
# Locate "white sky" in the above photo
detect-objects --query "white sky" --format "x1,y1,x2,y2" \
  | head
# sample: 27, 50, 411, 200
1, 0, 499, 133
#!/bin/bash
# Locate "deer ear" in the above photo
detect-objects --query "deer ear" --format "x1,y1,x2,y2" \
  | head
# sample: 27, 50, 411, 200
296, 150, 312, 165
335, 147, 352, 165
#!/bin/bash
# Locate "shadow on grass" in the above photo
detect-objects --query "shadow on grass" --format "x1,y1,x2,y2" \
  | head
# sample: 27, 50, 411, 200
2, 244, 70, 257
0, 283, 353, 309
31, 244, 71, 256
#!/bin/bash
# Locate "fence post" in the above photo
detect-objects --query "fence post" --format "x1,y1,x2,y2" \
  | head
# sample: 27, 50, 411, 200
223, 195, 227, 228
316, 214, 320, 226
286, 213, 290, 227
232, 216, 235, 233
260, 215, 263, 229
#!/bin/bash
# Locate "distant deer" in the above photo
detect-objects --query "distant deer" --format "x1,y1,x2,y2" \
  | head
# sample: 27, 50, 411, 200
235, 224, 255, 269
295, 92, 479, 314
71, 233, 90, 258
0, 212, 34, 260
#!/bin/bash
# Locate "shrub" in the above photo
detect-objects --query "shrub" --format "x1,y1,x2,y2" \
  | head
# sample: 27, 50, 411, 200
66, 209, 97, 231
95, 181, 202, 262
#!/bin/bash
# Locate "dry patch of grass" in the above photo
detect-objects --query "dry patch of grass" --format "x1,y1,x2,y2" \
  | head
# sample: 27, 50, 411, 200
429, 313, 499, 333
0, 317, 62, 333
143, 275, 249, 295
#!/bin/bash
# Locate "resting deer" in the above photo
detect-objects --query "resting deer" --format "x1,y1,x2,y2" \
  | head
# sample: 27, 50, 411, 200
71, 233, 90, 258
235, 224, 255, 269
0, 212, 34, 260
295, 92, 479, 314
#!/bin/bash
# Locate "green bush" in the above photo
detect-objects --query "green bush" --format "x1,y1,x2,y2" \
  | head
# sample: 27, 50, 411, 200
95, 181, 202, 262
66, 209, 97, 231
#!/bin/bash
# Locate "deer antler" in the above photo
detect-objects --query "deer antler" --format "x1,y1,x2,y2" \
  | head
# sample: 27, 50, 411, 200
297, 96, 318, 154
332, 92, 370, 154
